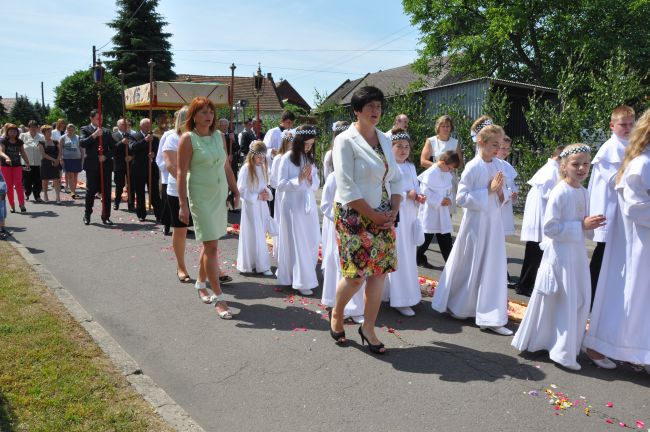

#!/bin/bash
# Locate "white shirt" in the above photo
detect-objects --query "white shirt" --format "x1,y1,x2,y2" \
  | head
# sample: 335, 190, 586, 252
588, 133, 628, 242
157, 129, 176, 185
263, 126, 283, 151
333, 125, 402, 208
20, 132, 44, 166
429, 136, 459, 159
161, 132, 181, 196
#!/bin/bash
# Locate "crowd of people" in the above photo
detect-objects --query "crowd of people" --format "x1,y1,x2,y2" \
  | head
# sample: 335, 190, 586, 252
0, 88, 648, 372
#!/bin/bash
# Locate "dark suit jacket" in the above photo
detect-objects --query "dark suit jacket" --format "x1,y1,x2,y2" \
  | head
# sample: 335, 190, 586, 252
79, 124, 115, 171
111, 130, 137, 172
130, 131, 160, 175
239, 129, 257, 156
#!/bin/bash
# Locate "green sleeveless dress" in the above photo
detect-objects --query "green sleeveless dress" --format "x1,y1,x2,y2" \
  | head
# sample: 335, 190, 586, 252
187, 131, 228, 241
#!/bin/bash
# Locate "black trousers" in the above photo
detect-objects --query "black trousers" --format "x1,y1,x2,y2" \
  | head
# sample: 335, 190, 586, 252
417, 232, 453, 263
268, 187, 276, 217
23, 165, 42, 199
85, 167, 112, 219
113, 168, 133, 208
517, 241, 543, 295
160, 183, 171, 230
589, 242, 606, 308
131, 168, 161, 220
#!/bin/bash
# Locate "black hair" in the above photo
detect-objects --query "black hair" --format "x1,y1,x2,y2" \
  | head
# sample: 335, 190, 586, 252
281, 110, 296, 122
351, 86, 384, 113
290, 124, 316, 167
89, 109, 99, 118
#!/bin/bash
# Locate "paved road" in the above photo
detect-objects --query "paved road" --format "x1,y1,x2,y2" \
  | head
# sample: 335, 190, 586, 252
5, 193, 648, 432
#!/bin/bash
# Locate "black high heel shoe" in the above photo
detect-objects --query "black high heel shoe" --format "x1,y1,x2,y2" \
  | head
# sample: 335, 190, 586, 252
358, 326, 386, 355
328, 309, 346, 344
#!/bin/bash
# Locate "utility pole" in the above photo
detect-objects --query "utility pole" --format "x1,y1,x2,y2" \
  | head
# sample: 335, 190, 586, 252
41, 81, 45, 114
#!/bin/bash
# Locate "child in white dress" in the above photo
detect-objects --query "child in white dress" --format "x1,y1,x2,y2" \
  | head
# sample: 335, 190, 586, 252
516, 146, 564, 296
416, 150, 460, 266
583, 109, 650, 371
276, 125, 320, 296
497, 135, 519, 286
269, 131, 293, 257
385, 129, 427, 316
512, 144, 605, 370
236, 141, 274, 275
431, 123, 513, 336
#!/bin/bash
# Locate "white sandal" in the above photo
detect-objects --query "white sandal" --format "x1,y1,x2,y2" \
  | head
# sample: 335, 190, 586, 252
195, 281, 212, 304
212, 294, 233, 320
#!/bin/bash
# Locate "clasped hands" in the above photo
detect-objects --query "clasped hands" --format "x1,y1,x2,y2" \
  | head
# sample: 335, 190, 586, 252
371, 208, 397, 230
489, 171, 505, 201
299, 164, 313, 184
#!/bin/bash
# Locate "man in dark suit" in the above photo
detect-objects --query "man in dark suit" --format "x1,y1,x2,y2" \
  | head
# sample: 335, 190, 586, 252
111, 118, 135, 211
238, 118, 257, 161
130, 118, 161, 222
79, 109, 116, 225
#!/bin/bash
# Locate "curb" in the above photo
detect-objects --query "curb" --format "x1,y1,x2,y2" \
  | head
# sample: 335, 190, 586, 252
8, 239, 206, 432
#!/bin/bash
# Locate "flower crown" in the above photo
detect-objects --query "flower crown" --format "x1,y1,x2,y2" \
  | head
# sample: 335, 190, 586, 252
560, 145, 591, 158
295, 129, 317, 136
390, 132, 411, 141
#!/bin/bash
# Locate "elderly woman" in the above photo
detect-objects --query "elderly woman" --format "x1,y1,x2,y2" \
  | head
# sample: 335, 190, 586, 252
59, 124, 83, 199
177, 97, 240, 319
330, 86, 402, 354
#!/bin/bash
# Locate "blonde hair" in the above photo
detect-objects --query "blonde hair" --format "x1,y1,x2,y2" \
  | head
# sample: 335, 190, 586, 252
175, 106, 189, 136
559, 143, 591, 179
435, 115, 454, 134
476, 124, 504, 145
245, 140, 269, 188
611, 105, 635, 122
278, 133, 293, 156
617, 109, 650, 184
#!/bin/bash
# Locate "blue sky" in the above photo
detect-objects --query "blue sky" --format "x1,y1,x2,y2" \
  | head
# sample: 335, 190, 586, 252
1, 0, 422, 110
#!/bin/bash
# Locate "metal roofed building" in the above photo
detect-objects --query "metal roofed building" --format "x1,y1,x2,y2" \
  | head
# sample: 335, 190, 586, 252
322, 62, 558, 140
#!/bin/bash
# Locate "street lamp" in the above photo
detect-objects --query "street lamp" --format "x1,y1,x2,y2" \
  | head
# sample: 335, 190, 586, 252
252, 63, 265, 137
92, 58, 107, 219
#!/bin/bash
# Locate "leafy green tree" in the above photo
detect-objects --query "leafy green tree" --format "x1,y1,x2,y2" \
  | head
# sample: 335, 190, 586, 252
10, 96, 42, 125
104, 0, 175, 86
45, 106, 67, 125
0, 97, 7, 123
402, 0, 650, 87
54, 70, 122, 126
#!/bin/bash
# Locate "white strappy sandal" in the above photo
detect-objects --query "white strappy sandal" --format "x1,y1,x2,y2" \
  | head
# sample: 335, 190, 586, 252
212, 293, 233, 320
195, 281, 213, 304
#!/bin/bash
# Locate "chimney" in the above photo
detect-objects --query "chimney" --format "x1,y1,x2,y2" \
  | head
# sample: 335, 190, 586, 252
266, 73, 273, 80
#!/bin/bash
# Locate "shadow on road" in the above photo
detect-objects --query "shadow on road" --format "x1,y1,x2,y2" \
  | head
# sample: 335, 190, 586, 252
354, 340, 547, 382
517, 350, 650, 385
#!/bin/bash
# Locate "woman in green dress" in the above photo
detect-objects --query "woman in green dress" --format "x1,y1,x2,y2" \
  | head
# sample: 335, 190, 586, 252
178, 97, 240, 319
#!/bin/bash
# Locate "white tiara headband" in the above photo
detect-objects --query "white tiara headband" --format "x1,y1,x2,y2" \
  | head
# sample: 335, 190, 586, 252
560, 145, 591, 158
391, 132, 411, 141
334, 125, 349, 133
471, 119, 494, 142
295, 129, 317, 136
248, 149, 266, 157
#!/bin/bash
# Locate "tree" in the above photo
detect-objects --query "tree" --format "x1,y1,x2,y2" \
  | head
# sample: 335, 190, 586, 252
0, 97, 7, 123
10, 96, 42, 125
54, 70, 122, 126
104, 0, 175, 86
402, 0, 650, 87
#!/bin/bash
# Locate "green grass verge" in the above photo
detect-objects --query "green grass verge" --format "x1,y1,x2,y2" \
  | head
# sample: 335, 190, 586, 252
0, 242, 174, 432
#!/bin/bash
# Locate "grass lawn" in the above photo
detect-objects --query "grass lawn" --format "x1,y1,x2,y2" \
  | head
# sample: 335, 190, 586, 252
0, 241, 174, 432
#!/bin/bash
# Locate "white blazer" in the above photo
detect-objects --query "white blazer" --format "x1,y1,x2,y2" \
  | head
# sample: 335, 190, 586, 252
332, 124, 402, 208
